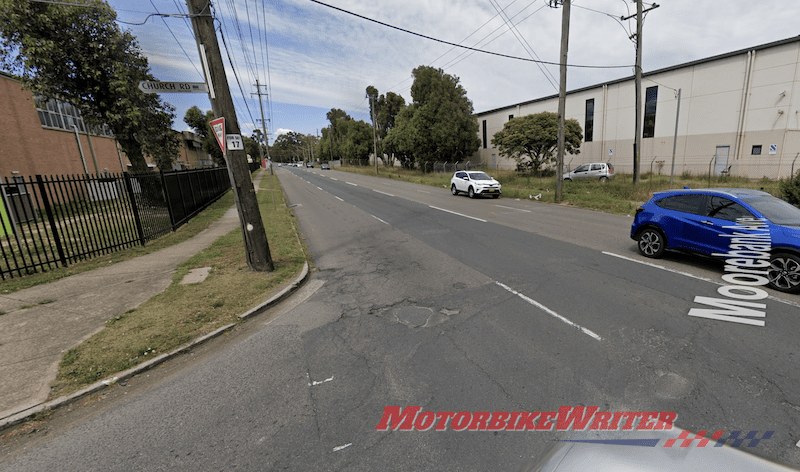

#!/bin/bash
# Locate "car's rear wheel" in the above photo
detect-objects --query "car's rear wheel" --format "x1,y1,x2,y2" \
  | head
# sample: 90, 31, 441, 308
767, 253, 800, 293
468, 187, 475, 198
564, 178, 572, 182
599, 176, 608, 183
637, 227, 666, 258
451, 184, 459, 195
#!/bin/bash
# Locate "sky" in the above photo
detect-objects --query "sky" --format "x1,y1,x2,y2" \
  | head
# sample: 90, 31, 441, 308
106, 0, 800, 144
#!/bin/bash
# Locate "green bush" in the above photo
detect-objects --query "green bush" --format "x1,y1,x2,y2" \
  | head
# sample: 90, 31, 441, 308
780, 171, 800, 205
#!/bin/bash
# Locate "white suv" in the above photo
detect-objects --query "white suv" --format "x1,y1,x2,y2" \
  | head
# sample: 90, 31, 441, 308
450, 171, 502, 199
563, 162, 615, 182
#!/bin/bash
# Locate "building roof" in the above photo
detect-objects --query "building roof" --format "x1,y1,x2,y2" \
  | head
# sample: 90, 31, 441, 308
474, 35, 800, 117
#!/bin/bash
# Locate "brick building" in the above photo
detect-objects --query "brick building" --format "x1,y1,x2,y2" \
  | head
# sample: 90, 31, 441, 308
1, 71, 213, 179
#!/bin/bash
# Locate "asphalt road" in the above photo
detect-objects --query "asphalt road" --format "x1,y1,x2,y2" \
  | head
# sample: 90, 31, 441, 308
1, 166, 798, 471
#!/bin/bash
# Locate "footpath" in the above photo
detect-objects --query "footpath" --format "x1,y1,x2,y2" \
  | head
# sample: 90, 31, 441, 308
0, 169, 307, 428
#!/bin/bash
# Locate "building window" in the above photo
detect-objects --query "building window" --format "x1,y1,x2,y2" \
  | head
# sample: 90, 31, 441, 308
643, 86, 658, 138
34, 96, 113, 137
752, 145, 762, 155
508, 114, 514, 121
585, 99, 595, 142
482, 120, 487, 149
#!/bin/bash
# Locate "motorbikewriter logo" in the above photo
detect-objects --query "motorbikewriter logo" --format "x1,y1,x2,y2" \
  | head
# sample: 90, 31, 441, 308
376, 407, 774, 448
375, 406, 676, 432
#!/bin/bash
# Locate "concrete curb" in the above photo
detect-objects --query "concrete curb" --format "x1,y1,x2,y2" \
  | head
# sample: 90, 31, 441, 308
0, 261, 310, 432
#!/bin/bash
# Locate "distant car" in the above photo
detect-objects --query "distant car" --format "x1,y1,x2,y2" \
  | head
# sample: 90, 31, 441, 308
306, 162, 314, 168
631, 188, 800, 293
563, 162, 615, 182
450, 171, 501, 199
321, 163, 330, 170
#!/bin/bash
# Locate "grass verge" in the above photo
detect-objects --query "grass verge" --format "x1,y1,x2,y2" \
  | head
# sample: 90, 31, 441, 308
1, 192, 236, 294
47, 171, 306, 399
335, 165, 784, 215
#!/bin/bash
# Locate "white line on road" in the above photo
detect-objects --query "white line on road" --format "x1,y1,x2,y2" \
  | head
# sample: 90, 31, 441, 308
416, 190, 430, 194
373, 190, 394, 197
330, 177, 338, 181
602, 251, 800, 308
371, 214, 389, 225
602, 252, 717, 284
335, 196, 344, 202
495, 205, 531, 213
429, 205, 486, 223
495, 281, 603, 341
346, 182, 357, 186
316, 186, 322, 190
333, 443, 352, 452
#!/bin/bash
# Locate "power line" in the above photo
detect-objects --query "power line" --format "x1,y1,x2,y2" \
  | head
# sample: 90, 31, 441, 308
149, 0, 203, 79
216, 19, 257, 129
489, 0, 558, 90
309, 0, 632, 69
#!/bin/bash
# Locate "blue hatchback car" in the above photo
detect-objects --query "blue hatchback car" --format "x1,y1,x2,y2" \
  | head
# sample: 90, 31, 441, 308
630, 188, 800, 293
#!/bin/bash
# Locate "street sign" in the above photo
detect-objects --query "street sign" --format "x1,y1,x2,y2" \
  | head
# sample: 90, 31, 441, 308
138, 81, 208, 94
226, 134, 244, 151
210, 117, 225, 154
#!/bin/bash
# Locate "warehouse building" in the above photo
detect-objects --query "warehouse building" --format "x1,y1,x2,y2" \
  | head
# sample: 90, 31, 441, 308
473, 35, 800, 179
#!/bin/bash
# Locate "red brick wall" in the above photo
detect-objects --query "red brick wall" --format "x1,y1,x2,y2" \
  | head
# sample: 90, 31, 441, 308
0, 73, 128, 180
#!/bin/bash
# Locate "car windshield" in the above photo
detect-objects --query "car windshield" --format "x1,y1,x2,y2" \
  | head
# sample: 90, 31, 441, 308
745, 196, 800, 226
468, 172, 492, 180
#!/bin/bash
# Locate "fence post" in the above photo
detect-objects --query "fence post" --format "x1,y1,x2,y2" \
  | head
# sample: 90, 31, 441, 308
123, 173, 146, 247
35, 175, 68, 268
159, 170, 178, 230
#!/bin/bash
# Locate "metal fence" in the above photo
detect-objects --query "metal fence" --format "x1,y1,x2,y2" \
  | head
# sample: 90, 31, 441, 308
1, 167, 230, 280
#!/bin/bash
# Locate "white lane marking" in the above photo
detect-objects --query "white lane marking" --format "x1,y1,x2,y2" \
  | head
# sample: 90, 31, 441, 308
371, 214, 389, 225
309, 375, 334, 386
417, 190, 430, 194
316, 186, 323, 190
495, 281, 603, 341
346, 182, 357, 186
602, 251, 800, 308
495, 205, 531, 213
602, 252, 717, 283
373, 190, 394, 197
429, 205, 486, 223
335, 196, 344, 202
330, 177, 338, 181
333, 443, 352, 452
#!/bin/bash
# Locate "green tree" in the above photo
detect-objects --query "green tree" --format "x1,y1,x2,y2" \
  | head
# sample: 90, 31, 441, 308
183, 106, 224, 166
366, 86, 406, 166
384, 66, 479, 170
0, 0, 179, 172
780, 170, 800, 206
323, 108, 352, 160
491, 112, 583, 174
339, 120, 373, 161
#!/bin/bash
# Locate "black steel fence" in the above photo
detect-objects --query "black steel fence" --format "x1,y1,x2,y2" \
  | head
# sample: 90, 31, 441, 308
1, 167, 230, 280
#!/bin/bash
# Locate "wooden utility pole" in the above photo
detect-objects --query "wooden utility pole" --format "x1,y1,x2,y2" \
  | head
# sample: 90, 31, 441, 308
622, 1, 659, 184
554, 0, 570, 203
185, 0, 273, 271
634, 0, 643, 184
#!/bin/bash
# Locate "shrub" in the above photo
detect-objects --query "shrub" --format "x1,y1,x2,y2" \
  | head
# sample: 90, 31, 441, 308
780, 171, 800, 205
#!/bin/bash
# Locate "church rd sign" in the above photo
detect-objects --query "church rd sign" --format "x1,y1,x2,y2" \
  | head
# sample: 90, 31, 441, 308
138, 80, 209, 94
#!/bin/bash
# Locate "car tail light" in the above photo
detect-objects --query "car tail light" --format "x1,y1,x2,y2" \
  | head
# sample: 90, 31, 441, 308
635, 206, 645, 214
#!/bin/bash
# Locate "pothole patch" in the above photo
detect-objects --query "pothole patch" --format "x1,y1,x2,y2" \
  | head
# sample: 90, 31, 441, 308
389, 306, 459, 328
653, 372, 692, 399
